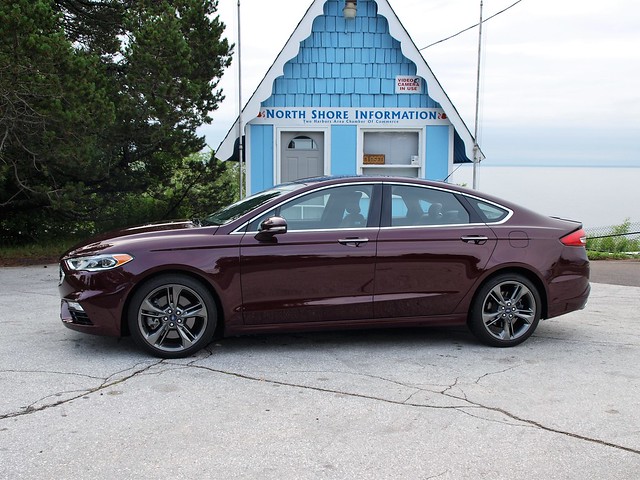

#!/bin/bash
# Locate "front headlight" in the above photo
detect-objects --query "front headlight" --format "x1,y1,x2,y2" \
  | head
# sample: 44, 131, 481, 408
65, 254, 134, 272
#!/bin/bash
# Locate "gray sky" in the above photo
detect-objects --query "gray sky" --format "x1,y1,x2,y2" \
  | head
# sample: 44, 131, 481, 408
200, 0, 640, 167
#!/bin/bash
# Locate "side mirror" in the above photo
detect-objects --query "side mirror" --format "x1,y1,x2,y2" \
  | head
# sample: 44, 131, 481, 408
259, 216, 287, 235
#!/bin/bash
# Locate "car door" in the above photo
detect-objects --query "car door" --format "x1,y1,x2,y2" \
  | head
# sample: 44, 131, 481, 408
240, 183, 381, 325
374, 183, 497, 319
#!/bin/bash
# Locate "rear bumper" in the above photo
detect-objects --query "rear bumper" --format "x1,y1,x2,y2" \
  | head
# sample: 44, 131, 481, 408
546, 274, 591, 319
547, 283, 590, 319
543, 244, 590, 319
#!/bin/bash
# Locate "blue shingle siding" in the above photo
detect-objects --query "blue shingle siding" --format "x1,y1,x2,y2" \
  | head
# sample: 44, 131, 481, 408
352, 63, 366, 78
260, 0, 441, 110
345, 48, 355, 63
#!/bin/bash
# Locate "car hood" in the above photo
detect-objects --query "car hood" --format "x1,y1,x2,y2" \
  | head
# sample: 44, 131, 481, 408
62, 220, 217, 258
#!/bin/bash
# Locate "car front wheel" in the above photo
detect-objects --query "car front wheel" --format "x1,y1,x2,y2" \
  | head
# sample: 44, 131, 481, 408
469, 273, 541, 347
128, 274, 217, 358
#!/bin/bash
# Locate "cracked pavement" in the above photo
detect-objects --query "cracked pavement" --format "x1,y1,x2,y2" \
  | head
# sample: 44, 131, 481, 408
1, 265, 639, 479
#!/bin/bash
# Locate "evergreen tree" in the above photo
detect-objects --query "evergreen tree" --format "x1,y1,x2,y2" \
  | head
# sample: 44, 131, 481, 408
0, 0, 232, 243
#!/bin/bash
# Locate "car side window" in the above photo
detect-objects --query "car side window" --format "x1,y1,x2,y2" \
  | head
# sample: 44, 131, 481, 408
248, 184, 374, 232
389, 185, 470, 227
467, 198, 510, 223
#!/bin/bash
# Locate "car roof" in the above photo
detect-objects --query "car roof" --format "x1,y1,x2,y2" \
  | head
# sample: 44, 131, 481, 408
284, 175, 472, 196
282, 175, 531, 214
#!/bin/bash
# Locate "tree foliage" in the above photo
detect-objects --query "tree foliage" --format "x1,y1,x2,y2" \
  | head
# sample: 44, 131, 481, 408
1, 0, 233, 244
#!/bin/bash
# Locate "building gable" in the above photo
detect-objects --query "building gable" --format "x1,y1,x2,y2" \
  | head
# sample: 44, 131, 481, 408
218, 0, 479, 163
263, 0, 440, 110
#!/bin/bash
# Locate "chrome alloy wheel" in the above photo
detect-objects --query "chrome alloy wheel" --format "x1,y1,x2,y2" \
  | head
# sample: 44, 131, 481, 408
137, 283, 210, 353
480, 280, 537, 341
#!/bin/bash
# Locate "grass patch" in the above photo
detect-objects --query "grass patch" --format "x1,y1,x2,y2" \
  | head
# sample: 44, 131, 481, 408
586, 219, 640, 255
0, 239, 80, 266
587, 250, 640, 261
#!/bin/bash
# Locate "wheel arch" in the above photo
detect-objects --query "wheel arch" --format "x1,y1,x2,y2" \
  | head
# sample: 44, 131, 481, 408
468, 266, 549, 321
120, 268, 225, 338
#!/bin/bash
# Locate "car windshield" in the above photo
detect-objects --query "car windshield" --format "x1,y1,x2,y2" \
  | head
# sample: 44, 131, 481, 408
202, 183, 302, 226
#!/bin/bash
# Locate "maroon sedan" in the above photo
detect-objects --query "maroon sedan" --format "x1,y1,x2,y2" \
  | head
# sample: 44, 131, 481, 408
59, 176, 590, 358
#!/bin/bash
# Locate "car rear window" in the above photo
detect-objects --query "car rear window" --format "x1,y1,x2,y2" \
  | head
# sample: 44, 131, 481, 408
467, 198, 510, 223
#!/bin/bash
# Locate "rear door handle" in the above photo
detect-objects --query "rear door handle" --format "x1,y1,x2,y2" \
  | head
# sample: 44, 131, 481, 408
338, 237, 369, 247
461, 235, 489, 245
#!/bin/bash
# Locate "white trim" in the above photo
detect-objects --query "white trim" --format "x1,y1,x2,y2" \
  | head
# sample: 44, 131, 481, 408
448, 125, 455, 176
275, 126, 331, 185
217, 0, 480, 163
379, 223, 487, 231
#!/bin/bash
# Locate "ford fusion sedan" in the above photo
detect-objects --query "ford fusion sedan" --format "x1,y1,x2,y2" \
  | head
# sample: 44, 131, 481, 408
59, 176, 590, 358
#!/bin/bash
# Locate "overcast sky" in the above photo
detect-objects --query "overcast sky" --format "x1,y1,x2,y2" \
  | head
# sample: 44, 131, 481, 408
199, 0, 640, 167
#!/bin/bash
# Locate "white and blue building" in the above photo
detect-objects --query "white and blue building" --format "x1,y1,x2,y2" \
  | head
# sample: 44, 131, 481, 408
217, 0, 481, 195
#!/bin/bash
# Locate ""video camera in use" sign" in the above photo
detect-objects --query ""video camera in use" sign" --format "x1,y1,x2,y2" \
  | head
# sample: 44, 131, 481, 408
395, 76, 423, 94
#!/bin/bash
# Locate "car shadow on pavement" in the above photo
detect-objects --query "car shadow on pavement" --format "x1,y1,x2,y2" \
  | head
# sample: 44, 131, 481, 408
61, 326, 478, 358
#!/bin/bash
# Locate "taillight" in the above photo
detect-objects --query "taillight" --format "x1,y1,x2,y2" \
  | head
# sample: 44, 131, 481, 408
561, 228, 587, 247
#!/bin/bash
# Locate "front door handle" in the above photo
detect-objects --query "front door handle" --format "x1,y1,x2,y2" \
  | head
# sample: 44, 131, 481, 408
338, 237, 369, 247
461, 235, 489, 245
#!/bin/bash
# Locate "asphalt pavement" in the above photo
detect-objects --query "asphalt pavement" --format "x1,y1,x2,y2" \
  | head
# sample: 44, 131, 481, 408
1, 264, 639, 479
590, 260, 640, 287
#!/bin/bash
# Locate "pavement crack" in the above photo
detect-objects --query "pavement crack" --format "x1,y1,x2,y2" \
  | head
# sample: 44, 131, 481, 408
440, 377, 460, 395
440, 390, 640, 456
179, 363, 640, 456
424, 471, 448, 480
0, 369, 105, 381
177, 363, 472, 410
474, 365, 520, 384
400, 389, 425, 405
0, 360, 165, 421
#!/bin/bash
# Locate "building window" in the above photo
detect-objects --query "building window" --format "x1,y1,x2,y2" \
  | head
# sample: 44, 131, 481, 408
360, 129, 422, 178
288, 136, 318, 150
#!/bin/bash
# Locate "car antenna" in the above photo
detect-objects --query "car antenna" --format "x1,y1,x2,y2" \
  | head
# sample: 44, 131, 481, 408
442, 164, 463, 183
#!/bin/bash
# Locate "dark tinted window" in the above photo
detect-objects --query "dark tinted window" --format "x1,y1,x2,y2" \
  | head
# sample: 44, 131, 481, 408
389, 185, 470, 227
248, 184, 374, 231
467, 198, 510, 223
203, 184, 300, 226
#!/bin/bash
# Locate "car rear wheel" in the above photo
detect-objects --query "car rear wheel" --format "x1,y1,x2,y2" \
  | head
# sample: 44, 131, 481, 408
128, 274, 217, 358
469, 273, 541, 347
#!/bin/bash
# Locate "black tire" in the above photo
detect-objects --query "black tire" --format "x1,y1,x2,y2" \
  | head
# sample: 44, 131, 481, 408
127, 274, 217, 358
468, 273, 541, 347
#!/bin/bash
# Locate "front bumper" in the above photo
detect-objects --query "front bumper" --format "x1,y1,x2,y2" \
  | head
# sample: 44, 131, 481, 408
59, 264, 134, 337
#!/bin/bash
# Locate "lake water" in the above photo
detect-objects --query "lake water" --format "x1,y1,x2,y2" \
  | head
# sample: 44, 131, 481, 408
447, 165, 640, 229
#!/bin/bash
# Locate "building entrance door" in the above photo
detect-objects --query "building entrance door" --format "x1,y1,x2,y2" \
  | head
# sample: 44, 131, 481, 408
280, 131, 324, 182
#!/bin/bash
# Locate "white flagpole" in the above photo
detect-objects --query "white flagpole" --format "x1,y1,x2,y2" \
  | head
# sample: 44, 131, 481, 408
237, 0, 244, 198
472, 0, 483, 190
